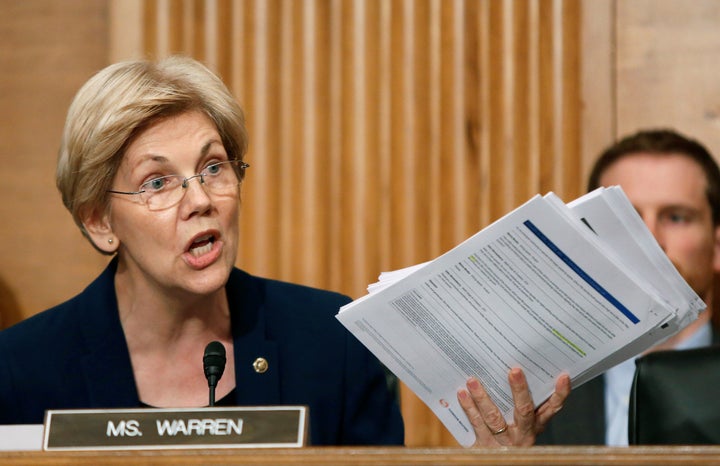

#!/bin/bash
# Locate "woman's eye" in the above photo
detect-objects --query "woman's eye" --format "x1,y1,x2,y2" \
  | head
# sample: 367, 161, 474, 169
145, 177, 167, 192
205, 163, 222, 175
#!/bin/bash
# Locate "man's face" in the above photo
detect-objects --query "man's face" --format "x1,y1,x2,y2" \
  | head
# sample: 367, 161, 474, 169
598, 152, 720, 302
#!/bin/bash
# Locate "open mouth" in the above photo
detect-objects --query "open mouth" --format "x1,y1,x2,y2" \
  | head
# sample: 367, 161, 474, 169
189, 233, 216, 257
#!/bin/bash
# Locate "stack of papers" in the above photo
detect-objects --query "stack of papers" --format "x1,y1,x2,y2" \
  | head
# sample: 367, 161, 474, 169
336, 187, 703, 447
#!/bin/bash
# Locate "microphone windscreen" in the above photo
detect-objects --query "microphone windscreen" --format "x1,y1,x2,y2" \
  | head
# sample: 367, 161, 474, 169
203, 341, 226, 382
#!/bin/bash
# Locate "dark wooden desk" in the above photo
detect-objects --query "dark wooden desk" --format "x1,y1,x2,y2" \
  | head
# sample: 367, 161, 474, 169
2, 446, 720, 465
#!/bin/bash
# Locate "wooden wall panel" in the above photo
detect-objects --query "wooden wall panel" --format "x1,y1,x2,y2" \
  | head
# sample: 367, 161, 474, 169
107, 0, 587, 446
615, 0, 720, 163
0, 0, 110, 328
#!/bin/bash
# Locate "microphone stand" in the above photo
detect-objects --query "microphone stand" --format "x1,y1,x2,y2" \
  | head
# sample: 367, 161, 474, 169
209, 380, 217, 407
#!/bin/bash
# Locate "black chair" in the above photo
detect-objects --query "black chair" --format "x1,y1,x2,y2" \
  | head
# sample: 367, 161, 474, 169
629, 345, 720, 444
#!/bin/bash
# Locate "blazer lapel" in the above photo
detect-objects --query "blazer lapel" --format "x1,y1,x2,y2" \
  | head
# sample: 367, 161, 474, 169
227, 268, 280, 405
77, 259, 139, 408
71, 263, 285, 409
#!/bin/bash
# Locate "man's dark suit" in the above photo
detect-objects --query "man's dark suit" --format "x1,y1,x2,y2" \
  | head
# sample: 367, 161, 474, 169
0, 259, 404, 446
536, 329, 719, 445
535, 375, 606, 444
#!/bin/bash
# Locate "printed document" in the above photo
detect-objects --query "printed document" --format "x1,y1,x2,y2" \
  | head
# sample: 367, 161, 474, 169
336, 187, 701, 447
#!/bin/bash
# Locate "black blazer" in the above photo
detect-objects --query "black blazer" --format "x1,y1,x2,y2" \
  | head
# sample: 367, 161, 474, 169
536, 328, 720, 445
0, 259, 404, 446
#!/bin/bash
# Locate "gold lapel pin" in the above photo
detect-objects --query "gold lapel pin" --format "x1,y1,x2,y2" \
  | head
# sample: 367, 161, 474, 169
252, 357, 269, 373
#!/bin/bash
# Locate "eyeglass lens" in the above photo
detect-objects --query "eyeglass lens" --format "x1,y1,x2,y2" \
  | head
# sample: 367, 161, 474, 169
143, 161, 244, 210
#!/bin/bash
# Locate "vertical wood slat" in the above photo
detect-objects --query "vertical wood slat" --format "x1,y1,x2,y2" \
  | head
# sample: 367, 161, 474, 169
377, 0, 393, 278
113, 0, 585, 447
278, 0, 296, 280
327, 0, 344, 292
243, 0, 279, 278
486, 0, 507, 223
579, 0, 613, 180
398, 0, 418, 268
350, 0, 369, 293
538, 0, 556, 197
109, 0, 144, 61
560, 0, 582, 198
301, 0, 321, 285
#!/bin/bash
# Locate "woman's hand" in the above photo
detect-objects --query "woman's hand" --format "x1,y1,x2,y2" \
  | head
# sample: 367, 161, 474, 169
457, 368, 571, 447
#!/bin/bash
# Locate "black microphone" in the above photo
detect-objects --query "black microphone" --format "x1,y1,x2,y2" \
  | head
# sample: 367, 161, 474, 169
203, 341, 226, 407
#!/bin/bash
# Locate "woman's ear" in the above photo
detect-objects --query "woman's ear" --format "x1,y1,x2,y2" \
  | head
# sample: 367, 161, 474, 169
81, 207, 118, 254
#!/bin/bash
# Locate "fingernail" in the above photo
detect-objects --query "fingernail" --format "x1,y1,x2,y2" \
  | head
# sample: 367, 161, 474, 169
467, 378, 480, 390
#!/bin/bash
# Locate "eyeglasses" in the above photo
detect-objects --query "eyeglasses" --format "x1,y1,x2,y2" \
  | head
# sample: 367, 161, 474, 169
108, 160, 249, 211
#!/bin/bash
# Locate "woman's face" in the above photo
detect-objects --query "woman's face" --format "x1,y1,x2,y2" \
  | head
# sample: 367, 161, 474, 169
99, 110, 240, 297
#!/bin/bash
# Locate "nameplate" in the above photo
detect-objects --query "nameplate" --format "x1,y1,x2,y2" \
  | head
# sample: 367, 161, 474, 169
43, 406, 307, 451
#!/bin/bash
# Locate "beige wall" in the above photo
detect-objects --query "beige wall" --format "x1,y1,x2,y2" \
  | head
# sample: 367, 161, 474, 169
1, 0, 719, 447
616, 0, 720, 157
0, 0, 111, 327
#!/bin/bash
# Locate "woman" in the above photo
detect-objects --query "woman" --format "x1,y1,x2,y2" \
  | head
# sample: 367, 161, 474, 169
0, 56, 567, 447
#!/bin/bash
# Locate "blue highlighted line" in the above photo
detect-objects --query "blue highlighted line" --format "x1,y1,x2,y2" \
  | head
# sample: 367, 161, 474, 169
523, 220, 640, 324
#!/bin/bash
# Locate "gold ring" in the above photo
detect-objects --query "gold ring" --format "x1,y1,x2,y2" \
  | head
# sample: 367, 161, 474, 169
490, 424, 508, 435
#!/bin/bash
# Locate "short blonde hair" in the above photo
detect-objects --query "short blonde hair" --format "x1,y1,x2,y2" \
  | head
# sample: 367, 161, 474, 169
56, 55, 248, 251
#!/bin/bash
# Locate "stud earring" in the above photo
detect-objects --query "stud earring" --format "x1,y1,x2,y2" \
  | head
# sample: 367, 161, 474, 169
108, 238, 114, 244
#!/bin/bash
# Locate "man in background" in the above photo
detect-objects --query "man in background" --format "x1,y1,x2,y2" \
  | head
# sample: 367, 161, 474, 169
536, 129, 720, 445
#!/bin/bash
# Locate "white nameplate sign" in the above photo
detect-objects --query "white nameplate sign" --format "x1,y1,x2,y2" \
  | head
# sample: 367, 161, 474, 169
43, 406, 307, 451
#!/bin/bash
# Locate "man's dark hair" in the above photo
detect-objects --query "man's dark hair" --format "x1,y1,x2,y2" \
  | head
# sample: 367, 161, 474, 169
587, 129, 720, 226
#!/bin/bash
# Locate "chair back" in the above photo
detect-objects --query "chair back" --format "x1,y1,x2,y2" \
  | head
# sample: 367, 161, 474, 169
629, 346, 720, 445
